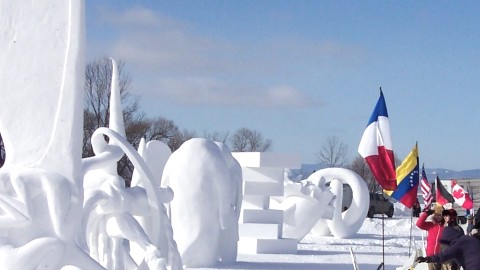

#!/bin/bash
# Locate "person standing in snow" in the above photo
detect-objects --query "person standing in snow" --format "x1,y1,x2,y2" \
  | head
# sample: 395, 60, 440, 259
415, 204, 445, 270
474, 207, 480, 229
415, 226, 480, 270
412, 199, 421, 217
465, 215, 474, 236
442, 209, 463, 233
440, 209, 463, 270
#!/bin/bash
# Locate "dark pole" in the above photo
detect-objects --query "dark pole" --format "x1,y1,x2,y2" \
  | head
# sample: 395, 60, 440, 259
382, 213, 385, 269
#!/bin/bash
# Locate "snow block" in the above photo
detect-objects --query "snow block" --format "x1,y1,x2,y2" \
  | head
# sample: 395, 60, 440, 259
242, 167, 284, 183
238, 238, 298, 254
243, 180, 284, 196
241, 209, 284, 224
242, 195, 270, 209
239, 223, 282, 239
232, 152, 301, 169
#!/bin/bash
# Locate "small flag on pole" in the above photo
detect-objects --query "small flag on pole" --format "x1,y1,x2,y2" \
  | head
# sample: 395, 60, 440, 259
451, 179, 474, 210
420, 164, 432, 210
435, 176, 455, 206
384, 143, 419, 208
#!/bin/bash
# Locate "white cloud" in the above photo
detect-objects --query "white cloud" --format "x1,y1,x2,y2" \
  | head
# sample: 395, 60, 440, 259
90, 5, 366, 109
153, 77, 316, 108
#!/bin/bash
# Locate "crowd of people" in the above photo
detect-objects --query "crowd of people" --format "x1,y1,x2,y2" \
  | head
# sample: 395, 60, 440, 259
415, 205, 480, 270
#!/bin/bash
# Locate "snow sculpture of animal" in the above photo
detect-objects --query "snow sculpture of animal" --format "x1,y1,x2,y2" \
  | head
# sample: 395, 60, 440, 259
161, 138, 240, 267
308, 168, 369, 238
0, 1, 105, 269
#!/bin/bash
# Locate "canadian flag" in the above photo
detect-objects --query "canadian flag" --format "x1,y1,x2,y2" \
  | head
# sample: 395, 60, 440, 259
451, 180, 474, 209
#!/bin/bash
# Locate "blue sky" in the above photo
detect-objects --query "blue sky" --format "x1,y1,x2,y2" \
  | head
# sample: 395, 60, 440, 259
85, 1, 480, 171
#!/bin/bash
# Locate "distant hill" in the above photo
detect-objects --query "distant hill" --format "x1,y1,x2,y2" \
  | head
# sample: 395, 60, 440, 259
292, 164, 480, 181
425, 168, 480, 180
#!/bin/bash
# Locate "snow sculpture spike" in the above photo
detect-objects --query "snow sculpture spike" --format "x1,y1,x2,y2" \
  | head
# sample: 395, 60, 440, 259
109, 58, 126, 140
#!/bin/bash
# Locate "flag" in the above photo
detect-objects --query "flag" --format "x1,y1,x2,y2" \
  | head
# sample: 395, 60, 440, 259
384, 144, 419, 208
420, 164, 433, 210
435, 176, 455, 206
358, 89, 397, 191
451, 180, 474, 209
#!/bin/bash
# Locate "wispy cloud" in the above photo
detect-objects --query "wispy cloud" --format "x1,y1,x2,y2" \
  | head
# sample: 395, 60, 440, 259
154, 77, 316, 108
92, 5, 366, 108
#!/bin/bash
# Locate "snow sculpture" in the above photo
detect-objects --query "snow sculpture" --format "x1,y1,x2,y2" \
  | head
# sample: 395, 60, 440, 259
308, 168, 369, 238
131, 138, 183, 270
82, 58, 181, 270
215, 142, 243, 263
0, 1, 105, 269
161, 138, 241, 267
273, 179, 335, 241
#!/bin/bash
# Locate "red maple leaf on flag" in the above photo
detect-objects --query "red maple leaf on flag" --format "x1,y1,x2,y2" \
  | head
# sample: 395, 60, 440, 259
452, 188, 464, 199
451, 180, 474, 209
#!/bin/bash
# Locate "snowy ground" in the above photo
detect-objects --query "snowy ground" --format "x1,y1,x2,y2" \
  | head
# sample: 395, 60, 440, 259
187, 204, 442, 270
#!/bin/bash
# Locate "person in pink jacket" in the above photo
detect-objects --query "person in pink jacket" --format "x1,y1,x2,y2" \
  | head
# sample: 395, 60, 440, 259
416, 204, 445, 270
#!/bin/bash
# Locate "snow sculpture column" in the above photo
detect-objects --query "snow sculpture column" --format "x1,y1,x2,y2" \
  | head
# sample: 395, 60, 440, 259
232, 152, 300, 254
0, 1, 104, 269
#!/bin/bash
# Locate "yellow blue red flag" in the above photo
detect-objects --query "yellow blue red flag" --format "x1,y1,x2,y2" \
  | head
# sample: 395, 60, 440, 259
384, 143, 419, 208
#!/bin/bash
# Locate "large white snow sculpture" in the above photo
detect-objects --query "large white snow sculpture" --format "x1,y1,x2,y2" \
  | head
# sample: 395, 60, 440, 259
82, 58, 179, 270
272, 179, 335, 241
0, 1, 105, 269
214, 142, 243, 263
161, 138, 241, 267
308, 168, 369, 239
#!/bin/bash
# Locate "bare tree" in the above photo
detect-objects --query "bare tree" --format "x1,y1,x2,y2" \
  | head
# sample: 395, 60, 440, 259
203, 131, 230, 144
83, 57, 144, 183
349, 155, 377, 192
145, 117, 180, 142
316, 135, 348, 167
349, 154, 403, 193
230, 128, 272, 152
168, 129, 196, 152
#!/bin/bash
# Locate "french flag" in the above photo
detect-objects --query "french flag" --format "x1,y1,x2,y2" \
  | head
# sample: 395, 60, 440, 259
358, 90, 397, 191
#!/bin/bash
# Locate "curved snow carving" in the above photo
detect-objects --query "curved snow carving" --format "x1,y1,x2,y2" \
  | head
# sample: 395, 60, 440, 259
161, 138, 241, 267
308, 168, 369, 238
131, 138, 183, 270
81, 58, 181, 270
273, 180, 335, 241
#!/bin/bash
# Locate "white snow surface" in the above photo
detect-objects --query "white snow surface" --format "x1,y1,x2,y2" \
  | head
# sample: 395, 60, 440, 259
188, 203, 433, 270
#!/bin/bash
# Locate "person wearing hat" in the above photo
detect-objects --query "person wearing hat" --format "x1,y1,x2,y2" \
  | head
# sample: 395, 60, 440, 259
442, 209, 463, 232
416, 225, 480, 270
416, 204, 445, 270
440, 209, 463, 270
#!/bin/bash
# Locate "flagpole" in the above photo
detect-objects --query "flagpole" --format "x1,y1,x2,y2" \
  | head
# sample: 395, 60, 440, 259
382, 213, 385, 270
409, 209, 413, 257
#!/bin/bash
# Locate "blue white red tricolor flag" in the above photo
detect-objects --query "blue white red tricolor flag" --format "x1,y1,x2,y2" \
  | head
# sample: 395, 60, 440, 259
420, 164, 433, 210
358, 89, 397, 191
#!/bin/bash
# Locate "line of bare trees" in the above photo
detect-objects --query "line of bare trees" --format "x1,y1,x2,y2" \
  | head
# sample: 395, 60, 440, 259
83, 57, 272, 183
0, 57, 381, 190
316, 135, 403, 193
